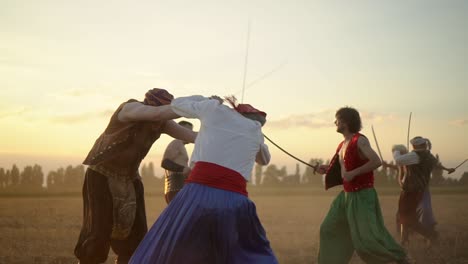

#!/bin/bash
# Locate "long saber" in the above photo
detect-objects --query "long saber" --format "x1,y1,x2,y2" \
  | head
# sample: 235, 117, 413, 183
263, 133, 320, 173
238, 21, 312, 171
371, 125, 384, 161
454, 159, 468, 170
246, 61, 287, 89
233, 61, 287, 96
241, 19, 251, 103
406, 112, 412, 149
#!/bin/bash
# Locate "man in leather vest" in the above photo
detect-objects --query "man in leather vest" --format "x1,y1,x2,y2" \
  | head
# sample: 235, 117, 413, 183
74, 88, 197, 264
393, 137, 454, 247
316, 107, 408, 264
161, 120, 193, 203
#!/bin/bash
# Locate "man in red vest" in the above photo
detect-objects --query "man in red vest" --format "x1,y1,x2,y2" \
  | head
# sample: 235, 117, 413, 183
316, 107, 409, 264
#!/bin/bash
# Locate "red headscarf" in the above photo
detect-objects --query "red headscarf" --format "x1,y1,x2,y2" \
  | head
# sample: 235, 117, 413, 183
224, 95, 267, 118
144, 88, 174, 106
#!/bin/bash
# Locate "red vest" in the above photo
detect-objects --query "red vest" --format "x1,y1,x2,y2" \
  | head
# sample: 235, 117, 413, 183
326, 133, 374, 192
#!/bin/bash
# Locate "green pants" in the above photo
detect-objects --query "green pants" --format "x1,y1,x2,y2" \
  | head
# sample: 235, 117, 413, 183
318, 188, 406, 264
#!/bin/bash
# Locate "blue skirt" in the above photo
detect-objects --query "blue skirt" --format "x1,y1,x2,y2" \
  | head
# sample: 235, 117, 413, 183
417, 188, 437, 228
129, 183, 278, 264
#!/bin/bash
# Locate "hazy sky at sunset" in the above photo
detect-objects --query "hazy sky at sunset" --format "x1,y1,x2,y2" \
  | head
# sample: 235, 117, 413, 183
1, 0, 467, 178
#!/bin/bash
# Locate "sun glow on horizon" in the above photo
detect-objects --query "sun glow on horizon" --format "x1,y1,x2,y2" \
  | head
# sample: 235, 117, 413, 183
1, 1, 467, 178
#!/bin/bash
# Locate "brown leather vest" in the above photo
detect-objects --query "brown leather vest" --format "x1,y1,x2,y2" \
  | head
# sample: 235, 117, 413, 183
83, 99, 166, 178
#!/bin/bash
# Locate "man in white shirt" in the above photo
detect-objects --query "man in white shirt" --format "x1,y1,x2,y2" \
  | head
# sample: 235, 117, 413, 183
129, 95, 277, 264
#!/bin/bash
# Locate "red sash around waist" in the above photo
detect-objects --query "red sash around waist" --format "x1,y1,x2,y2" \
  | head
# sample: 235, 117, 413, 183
185, 161, 248, 197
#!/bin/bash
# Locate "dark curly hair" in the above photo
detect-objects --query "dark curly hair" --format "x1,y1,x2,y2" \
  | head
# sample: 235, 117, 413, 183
336, 107, 362, 133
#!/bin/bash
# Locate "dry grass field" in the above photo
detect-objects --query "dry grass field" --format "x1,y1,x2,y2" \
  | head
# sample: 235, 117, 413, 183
1, 187, 468, 264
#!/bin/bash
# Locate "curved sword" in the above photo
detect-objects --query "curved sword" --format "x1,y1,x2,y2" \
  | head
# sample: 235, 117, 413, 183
263, 133, 320, 174
371, 125, 384, 162
454, 159, 468, 170
407, 112, 412, 150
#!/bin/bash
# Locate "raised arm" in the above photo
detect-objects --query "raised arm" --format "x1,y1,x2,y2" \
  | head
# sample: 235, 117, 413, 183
435, 162, 455, 174
171, 95, 220, 119
162, 120, 197, 143
118, 102, 180, 122
393, 151, 419, 166
343, 136, 382, 181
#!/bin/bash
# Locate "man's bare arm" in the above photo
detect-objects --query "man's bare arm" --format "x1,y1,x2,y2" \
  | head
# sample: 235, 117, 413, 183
162, 140, 182, 161
344, 136, 382, 181
162, 120, 197, 143
118, 102, 180, 122
397, 166, 406, 188
435, 163, 455, 174
161, 141, 187, 173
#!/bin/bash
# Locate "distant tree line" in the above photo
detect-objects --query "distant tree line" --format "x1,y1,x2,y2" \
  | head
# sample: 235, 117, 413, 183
47, 165, 85, 190
254, 155, 467, 188
0, 164, 87, 190
0, 164, 44, 190
0, 162, 163, 191
0, 158, 466, 191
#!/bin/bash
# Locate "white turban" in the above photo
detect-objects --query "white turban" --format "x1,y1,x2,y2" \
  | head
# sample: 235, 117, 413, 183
410, 136, 427, 146
410, 136, 431, 150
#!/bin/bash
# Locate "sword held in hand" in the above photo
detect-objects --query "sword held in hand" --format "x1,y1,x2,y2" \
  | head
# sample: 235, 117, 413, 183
455, 159, 468, 169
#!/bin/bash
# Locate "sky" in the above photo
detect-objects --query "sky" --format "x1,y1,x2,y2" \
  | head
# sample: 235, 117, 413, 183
1, 0, 467, 179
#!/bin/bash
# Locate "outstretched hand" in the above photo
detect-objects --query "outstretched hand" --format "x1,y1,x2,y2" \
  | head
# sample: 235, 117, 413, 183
447, 168, 455, 174
317, 165, 329, 175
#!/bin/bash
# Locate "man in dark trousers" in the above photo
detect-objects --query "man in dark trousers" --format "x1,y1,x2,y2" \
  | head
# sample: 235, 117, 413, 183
392, 137, 454, 247
74, 88, 197, 264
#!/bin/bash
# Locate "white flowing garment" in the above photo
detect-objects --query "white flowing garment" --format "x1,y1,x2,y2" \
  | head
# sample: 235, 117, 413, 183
171, 95, 270, 181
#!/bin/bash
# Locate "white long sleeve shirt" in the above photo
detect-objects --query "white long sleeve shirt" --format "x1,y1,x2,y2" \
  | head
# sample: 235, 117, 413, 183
171, 95, 270, 181
393, 151, 420, 166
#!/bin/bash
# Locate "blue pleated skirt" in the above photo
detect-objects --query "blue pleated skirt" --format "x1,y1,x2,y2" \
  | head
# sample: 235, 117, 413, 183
129, 183, 278, 264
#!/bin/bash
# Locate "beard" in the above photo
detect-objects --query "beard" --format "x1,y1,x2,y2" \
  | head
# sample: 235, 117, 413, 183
336, 125, 344, 134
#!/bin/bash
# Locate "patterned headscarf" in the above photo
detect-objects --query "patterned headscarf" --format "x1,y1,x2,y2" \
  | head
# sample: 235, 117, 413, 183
224, 95, 267, 118
410, 136, 431, 150
144, 88, 174, 106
